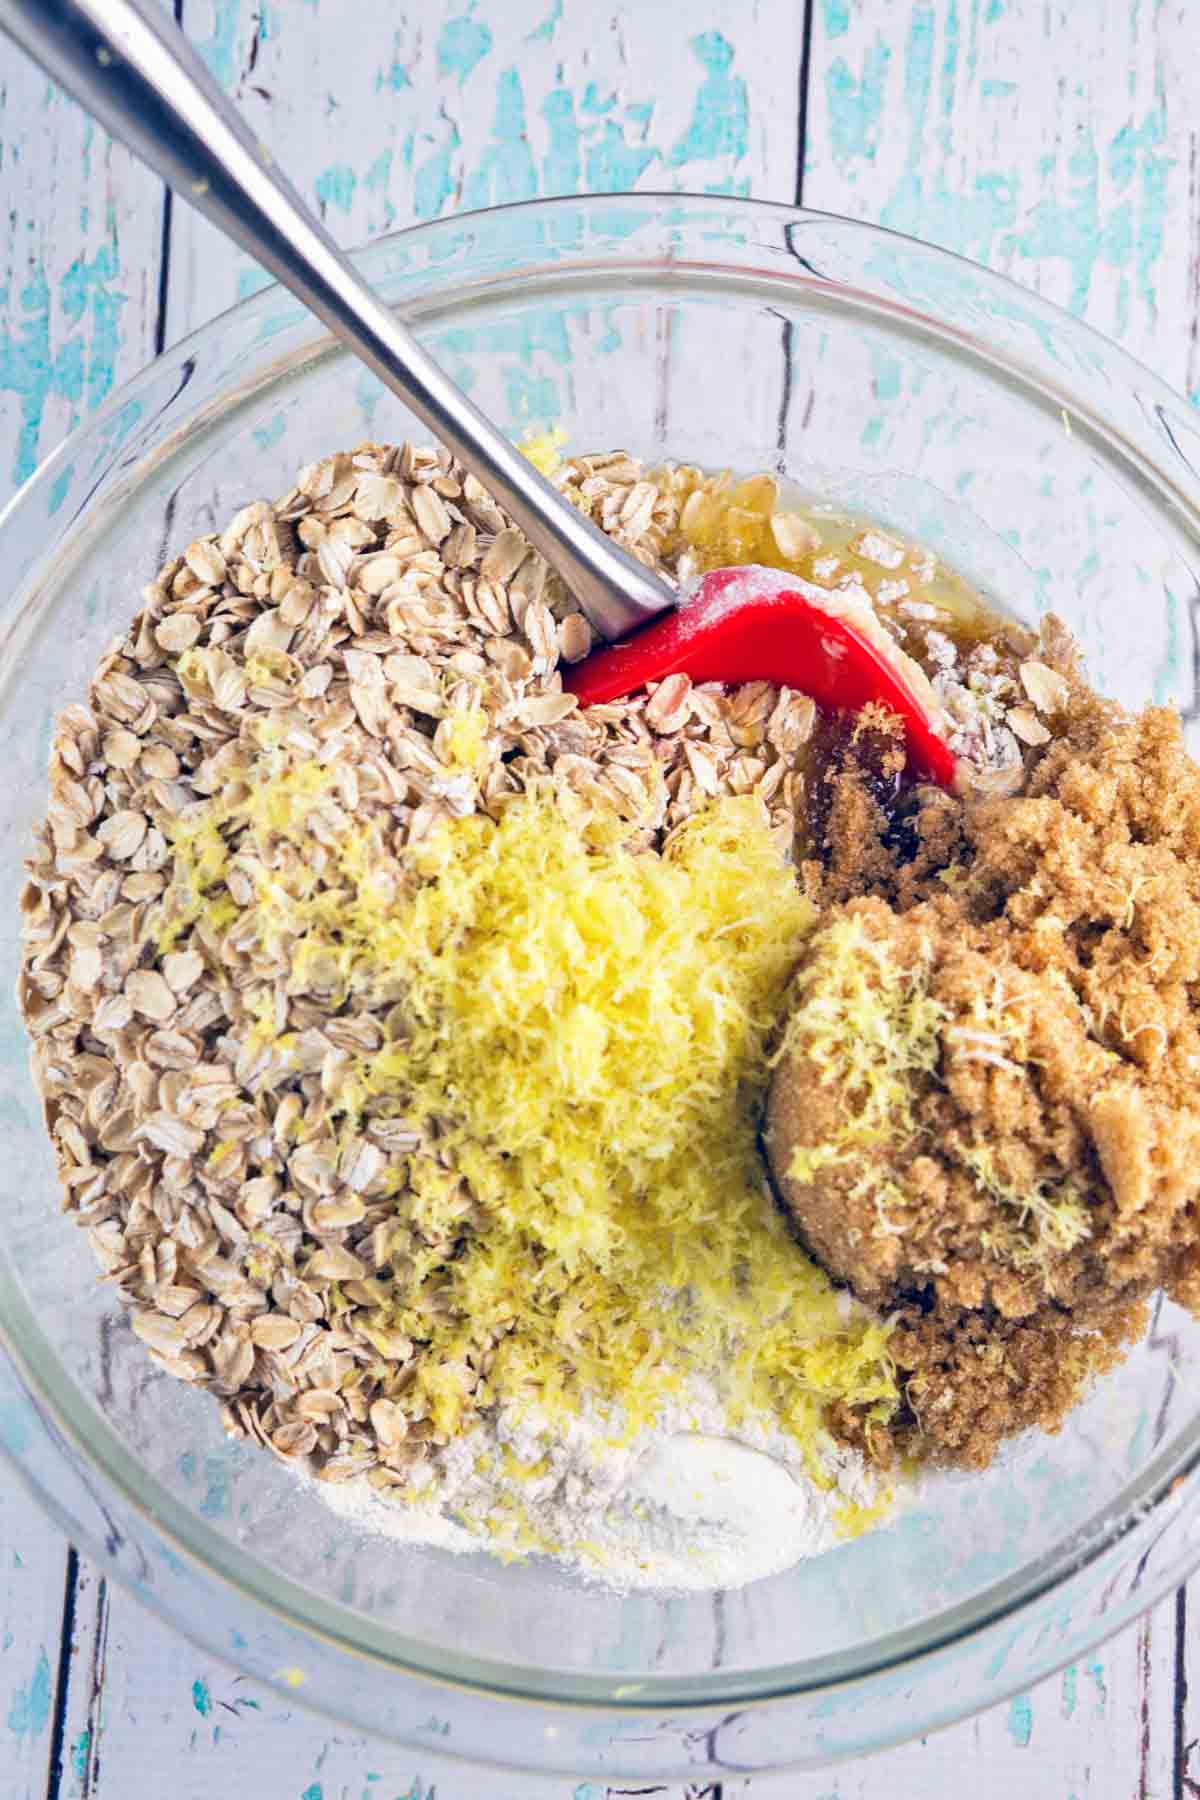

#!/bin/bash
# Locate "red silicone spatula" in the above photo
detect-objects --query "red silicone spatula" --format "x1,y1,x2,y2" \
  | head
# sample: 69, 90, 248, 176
564, 564, 959, 790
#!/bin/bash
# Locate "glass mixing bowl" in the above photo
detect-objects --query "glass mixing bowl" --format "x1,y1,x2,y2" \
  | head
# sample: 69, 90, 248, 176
2, 194, 1200, 1784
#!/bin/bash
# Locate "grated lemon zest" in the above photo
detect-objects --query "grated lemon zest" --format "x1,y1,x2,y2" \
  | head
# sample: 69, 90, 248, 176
519, 426, 567, 477
781, 913, 945, 1187
443, 708, 487, 769
154, 759, 899, 1475
835, 1488, 895, 1538
966, 1145, 1092, 1266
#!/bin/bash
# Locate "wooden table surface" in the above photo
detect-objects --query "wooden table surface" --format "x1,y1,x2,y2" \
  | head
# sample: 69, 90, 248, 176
1, 1, 1197, 1794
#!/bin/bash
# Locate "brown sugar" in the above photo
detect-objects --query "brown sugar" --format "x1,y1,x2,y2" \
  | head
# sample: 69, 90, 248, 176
880, 1296, 1146, 1471
767, 649, 1200, 1468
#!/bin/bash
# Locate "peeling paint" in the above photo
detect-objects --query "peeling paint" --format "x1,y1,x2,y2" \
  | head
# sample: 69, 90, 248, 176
60, 236, 125, 411
1086, 1654, 1108, 1713
377, 30, 412, 94
252, 409, 287, 452
586, 118, 657, 190
1007, 1691, 1034, 1747
825, 41, 891, 166
193, 0, 243, 91
4, 5, 1194, 1785
314, 163, 358, 214
47, 459, 75, 515
413, 117, 462, 220
463, 68, 538, 208
70, 1727, 90, 1781
6, 1649, 51, 1740
581, 81, 616, 115
1062, 1660, 1078, 1717
364, 148, 393, 193
541, 87, 582, 193
437, 14, 493, 84
1003, 129, 1120, 314
526, 0, 563, 43
668, 32, 748, 169
0, 229, 127, 485
814, 0, 1178, 353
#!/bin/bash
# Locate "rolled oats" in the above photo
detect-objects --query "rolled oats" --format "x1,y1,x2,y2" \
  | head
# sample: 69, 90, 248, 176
1020, 658, 1072, 715
19, 437, 1035, 1485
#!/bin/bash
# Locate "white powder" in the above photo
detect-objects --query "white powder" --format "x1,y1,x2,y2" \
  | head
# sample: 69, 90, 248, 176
310, 1379, 893, 1592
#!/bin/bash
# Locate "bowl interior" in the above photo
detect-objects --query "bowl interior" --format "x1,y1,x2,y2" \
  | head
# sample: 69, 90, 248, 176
2, 198, 1199, 1705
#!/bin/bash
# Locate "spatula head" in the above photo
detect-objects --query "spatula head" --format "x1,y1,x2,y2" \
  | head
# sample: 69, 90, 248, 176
563, 565, 959, 790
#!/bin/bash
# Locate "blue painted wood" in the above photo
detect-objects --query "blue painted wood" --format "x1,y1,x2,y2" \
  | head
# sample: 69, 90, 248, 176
0, 1479, 69, 1800
166, 0, 803, 343
0, 5, 169, 497
804, 0, 1196, 394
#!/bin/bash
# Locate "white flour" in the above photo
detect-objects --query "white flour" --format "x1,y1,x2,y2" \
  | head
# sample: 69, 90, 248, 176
311, 1378, 893, 1592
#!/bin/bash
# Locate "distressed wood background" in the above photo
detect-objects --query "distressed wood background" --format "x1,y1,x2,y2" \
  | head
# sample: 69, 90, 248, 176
1, 0, 1197, 1794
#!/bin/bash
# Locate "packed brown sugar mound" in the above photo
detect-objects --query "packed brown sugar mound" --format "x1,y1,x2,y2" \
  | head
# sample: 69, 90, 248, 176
767, 686, 1200, 1468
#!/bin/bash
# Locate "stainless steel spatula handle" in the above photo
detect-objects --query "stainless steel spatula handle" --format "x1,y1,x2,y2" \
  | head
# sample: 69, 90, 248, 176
0, 0, 675, 641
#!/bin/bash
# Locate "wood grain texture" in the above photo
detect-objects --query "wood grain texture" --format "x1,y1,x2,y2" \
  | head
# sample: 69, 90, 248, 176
33, 1578, 1185, 1800
0, 1478, 70, 1800
50, 1556, 108, 1800
0, 34, 166, 494
46, 1576, 723, 1800
1, 0, 1198, 1795
803, 0, 1196, 389
164, 0, 803, 343
730, 1595, 1181, 1799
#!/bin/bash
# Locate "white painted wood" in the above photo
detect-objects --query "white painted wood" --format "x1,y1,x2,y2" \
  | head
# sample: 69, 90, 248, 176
0, 25, 166, 496
164, 0, 803, 344
50, 1575, 722, 1800
726, 1594, 1181, 1799
0, 17, 172, 1799
52, 1558, 109, 1800
803, 0, 1198, 395
0, 1476, 70, 1800
38, 1579, 1186, 1800
1177, 1586, 1197, 1800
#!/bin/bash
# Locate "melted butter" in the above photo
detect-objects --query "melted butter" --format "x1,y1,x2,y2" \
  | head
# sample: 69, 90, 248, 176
657, 465, 1022, 664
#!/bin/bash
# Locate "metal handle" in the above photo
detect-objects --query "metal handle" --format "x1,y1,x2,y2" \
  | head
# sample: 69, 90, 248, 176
0, 0, 675, 641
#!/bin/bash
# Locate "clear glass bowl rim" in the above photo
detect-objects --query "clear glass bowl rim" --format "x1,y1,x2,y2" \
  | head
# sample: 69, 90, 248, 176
1, 190, 1199, 1720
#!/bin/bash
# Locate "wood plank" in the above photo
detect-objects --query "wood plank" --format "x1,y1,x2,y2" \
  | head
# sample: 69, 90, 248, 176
66, 1578, 1181, 1800
802, 0, 1198, 394
49, 1555, 109, 1800
164, 0, 804, 343
725, 1593, 1180, 1798
70, 9, 798, 1787
0, 26, 175, 1796
0, 33, 167, 496
1178, 1587, 1197, 1800
0, 1472, 70, 1800
56, 1583, 688, 1800
2, 4, 804, 1797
